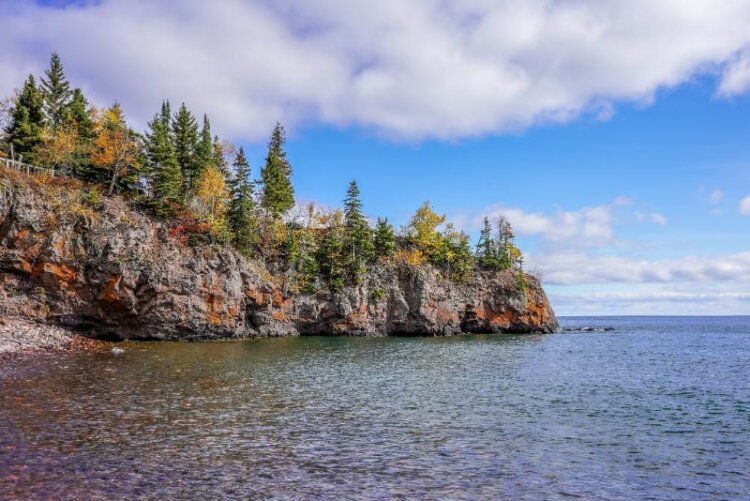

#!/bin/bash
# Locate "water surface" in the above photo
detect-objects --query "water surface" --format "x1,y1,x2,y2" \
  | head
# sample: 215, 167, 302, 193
1, 316, 749, 499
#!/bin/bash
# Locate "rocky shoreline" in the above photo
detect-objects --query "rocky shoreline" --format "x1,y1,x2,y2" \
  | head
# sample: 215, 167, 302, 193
0, 170, 558, 349
0, 317, 104, 357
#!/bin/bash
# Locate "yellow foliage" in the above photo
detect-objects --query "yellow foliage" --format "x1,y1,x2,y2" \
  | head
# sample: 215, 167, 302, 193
405, 201, 445, 254
396, 249, 426, 267
90, 105, 140, 195
195, 165, 229, 229
34, 125, 80, 170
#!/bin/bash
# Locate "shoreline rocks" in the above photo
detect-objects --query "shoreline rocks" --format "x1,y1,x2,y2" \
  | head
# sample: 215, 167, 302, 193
0, 171, 558, 348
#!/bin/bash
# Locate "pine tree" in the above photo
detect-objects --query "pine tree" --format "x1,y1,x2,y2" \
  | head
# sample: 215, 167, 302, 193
171, 103, 199, 193
343, 180, 373, 281
40, 53, 72, 130
476, 216, 499, 268
373, 217, 397, 259
195, 114, 214, 179
63, 89, 94, 140
61, 88, 95, 179
317, 218, 345, 292
228, 147, 257, 255
213, 135, 231, 180
5, 75, 46, 161
260, 122, 294, 218
146, 101, 182, 205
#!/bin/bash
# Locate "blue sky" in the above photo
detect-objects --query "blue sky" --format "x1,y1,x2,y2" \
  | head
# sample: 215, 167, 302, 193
2, 0, 750, 315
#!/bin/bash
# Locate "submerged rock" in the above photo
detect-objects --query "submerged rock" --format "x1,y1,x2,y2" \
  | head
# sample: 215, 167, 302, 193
0, 174, 558, 341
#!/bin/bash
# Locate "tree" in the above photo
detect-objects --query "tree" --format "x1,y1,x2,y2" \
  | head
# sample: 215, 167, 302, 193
5, 75, 46, 161
33, 124, 80, 172
373, 217, 396, 259
260, 122, 294, 218
213, 135, 233, 180
195, 164, 229, 231
40, 53, 72, 130
317, 214, 345, 292
434, 223, 474, 281
63, 89, 94, 140
476, 216, 499, 268
145, 101, 182, 205
405, 201, 445, 257
90, 104, 141, 195
171, 103, 199, 193
498, 218, 522, 270
195, 114, 214, 178
343, 180, 373, 281
228, 147, 257, 255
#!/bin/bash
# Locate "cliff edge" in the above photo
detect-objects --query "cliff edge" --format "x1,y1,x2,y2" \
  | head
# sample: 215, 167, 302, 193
0, 170, 558, 341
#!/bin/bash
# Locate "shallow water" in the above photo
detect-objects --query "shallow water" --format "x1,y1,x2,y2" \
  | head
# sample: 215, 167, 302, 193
1, 316, 749, 499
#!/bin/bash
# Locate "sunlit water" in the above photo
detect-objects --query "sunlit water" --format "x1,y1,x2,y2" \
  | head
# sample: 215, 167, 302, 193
1, 316, 749, 499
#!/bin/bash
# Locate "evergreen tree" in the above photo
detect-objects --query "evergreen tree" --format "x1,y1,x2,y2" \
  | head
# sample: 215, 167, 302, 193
5, 75, 46, 161
213, 135, 231, 179
373, 217, 396, 259
476, 216, 499, 268
498, 219, 521, 270
63, 89, 94, 140
343, 180, 373, 281
171, 103, 199, 193
260, 122, 294, 218
228, 147, 257, 255
40, 53, 72, 130
145, 102, 182, 205
317, 220, 345, 292
60, 88, 96, 179
195, 114, 214, 178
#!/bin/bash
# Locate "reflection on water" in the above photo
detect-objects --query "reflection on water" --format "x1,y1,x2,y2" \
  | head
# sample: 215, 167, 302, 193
1, 317, 749, 499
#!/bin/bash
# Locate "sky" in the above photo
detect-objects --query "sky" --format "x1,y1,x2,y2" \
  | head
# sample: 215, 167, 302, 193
2, 0, 750, 316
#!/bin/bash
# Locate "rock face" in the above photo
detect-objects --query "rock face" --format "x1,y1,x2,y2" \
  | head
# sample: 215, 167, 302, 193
0, 174, 558, 340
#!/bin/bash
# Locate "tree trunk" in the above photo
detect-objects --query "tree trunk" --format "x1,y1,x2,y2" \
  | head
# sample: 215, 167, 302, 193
108, 167, 119, 196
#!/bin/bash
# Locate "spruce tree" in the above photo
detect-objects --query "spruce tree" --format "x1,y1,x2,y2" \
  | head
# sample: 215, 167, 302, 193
171, 103, 199, 193
476, 216, 499, 268
318, 222, 345, 292
195, 114, 214, 178
260, 122, 294, 218
146, 102, 182, 206
373, 217, 396, 259
5, 75, 46, 161
228, 147, 257, 255
213, 135, 231, 180
40, 53, 72, 130
343, 180, 373, 280
61, 88, 95, 179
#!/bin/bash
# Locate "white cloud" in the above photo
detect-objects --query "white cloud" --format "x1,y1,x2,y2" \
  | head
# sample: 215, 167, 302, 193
450, 199, 624, 248
708, 189, 724, 204
3, 0, 750, 140
527, 252, 750, 285
635, 211, 667, 225
740, 195, 750, 215
718, 50, 750, 97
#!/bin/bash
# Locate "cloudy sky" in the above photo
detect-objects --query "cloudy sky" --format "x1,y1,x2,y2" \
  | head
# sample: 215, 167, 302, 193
2, 0, 750, 315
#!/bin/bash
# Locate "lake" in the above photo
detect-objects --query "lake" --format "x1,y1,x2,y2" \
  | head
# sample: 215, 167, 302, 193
1, 316, 749, 499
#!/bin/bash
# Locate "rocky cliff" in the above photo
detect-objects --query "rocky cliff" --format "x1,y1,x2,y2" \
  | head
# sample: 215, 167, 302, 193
0, 170, 558, 341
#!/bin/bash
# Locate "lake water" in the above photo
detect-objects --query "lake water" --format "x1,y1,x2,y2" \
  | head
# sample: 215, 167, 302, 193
1, 316, 749, 499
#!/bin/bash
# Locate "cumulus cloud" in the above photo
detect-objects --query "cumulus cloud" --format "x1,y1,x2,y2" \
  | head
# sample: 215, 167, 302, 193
635, 211, 667, 225
3, 0, 750, 140
708, 189, 724, 204
449, 199, 625, 248
740, 195, 750, 215
527, 252, 750, 285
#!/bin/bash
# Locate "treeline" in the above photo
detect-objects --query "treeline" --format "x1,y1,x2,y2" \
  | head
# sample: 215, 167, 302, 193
1, 53, 525, 293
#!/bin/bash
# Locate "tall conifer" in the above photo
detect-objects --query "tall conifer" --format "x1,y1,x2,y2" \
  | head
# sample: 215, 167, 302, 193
171, 103, 199, 193
260, 122, 294, 218
228, 147, 257, 255
5, 75, 46, 161
40, 53, 72, 130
